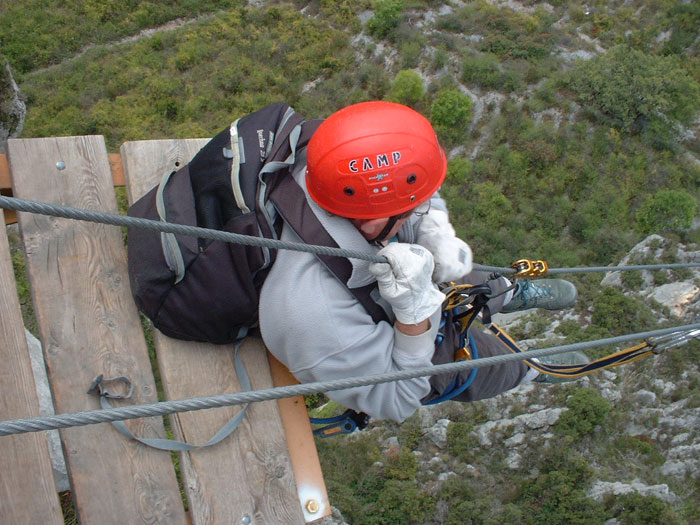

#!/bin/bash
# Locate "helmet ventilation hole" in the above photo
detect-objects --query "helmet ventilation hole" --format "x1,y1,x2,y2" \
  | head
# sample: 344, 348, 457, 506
344, 187, 355, 196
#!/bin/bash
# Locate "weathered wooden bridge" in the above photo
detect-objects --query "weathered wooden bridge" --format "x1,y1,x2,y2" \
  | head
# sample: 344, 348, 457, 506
0, 136, 329, 524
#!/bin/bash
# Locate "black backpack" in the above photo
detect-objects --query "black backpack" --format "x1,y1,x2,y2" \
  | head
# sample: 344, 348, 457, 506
127, 103, 388, 344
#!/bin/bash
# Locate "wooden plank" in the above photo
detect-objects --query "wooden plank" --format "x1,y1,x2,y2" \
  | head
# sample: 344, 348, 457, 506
0, 188, 17, 225
0, 208, 63, 524
2, 153, 125, 190
122, 139, 306, 525
269, 356, 331, 521
8, 136, 187, 525
2, 153, 122, 226
0, 155, 16, 225
109, 153, 125, 186
0, 153, 9, 189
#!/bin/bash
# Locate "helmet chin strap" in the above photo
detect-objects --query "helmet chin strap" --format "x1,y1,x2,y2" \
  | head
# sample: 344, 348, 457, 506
370, 215, 400, 244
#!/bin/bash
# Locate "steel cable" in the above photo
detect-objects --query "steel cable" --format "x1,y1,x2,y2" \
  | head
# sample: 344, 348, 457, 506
3, 195, 700, 275
1, 323, 699, 437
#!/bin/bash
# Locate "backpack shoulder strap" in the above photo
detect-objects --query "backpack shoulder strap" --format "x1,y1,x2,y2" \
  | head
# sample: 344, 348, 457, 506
89, 340, 251, 451
269, 175, 389, 325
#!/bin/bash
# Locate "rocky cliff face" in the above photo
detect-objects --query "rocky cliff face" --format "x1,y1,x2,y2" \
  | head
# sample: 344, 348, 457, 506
318, 235, 700, 523
0, 58, 26, 154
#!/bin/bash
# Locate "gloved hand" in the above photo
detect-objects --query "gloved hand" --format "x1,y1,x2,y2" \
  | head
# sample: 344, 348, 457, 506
415, 209, 473, 283
369, 243, 446, 325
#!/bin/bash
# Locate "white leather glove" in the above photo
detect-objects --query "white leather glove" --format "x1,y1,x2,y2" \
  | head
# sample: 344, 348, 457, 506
415, 209, 473, 283
369, 243, 446, 325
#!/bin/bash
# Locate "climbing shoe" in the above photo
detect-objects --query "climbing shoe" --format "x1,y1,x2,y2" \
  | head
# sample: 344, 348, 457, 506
500, 279, 577, 313
532, 351, 590, 384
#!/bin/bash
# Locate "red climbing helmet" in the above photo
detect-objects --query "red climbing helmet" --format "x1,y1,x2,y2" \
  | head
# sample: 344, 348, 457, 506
306, 101, 447, 219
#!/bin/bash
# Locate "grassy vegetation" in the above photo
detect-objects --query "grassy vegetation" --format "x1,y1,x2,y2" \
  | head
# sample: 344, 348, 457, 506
3, 0, 700, 522
16, 5, 355, 150
0, 0, 245, 75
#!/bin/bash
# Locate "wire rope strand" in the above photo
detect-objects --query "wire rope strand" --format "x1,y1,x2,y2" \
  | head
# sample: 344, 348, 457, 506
1, 323, 698, 437
3, 195, 700, 274
0, 195, 387, 264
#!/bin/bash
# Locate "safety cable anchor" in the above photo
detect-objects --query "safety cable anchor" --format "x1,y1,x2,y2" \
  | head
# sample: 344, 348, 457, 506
510, 259, 549, 279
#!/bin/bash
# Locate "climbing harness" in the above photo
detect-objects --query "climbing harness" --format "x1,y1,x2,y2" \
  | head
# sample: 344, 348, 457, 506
424, 280, 511, 405
427, 279, 700, 389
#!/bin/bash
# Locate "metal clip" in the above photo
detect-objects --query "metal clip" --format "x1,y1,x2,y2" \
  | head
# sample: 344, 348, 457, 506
646, 329, 700, 354
441, 283, 479, 310
511, 259, 549, 278
87, 375, 134, 399
454, 347, 472, 361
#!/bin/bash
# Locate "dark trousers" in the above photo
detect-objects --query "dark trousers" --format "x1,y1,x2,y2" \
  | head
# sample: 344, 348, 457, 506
423, 270, 529, 404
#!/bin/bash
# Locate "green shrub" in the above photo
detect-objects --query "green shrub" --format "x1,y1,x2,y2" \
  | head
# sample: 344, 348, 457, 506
446, 421, 478, 462
607, 492, 681, 524
635, 190, 698, 234
430, 89, 472, 146
364, 479, 435, 525
590, 286, 657, 336
612, 435, 664, 467
315, 432, 383, 522
467, 182, 513, 230
461, 53, 505, 90
366, 0, 404, 40
621, 270, 645, 291
567, 45, 700, 140
519, 451, 605, 524
555, 388, 610, 439
315, 0, 366, 31
397, 420, 423, 450
430, 46, 448, 72
385, 69, 424, 107
398, 39, 422, 69
662, 2, 700, 56
304, 392, 328, 409
445, 156, 473, 185
383, 449, 418, 480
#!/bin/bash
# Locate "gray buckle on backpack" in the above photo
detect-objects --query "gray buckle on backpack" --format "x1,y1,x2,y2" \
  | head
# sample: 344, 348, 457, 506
87, 374, 134, 399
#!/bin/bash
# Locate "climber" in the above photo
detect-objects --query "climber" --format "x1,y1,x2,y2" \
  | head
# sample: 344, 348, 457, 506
259, 101, 582, 422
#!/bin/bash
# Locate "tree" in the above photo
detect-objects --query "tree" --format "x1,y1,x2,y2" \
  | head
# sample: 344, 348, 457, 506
568, 45, 700, 145
635, 189, 698, 234
385, 69, 424, 107
366, 0, 404, 40
430, 89, 472, 146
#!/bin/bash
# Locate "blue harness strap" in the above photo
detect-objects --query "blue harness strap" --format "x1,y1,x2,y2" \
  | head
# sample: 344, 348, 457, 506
309, 409, 370, 437
424, 331, 479, 405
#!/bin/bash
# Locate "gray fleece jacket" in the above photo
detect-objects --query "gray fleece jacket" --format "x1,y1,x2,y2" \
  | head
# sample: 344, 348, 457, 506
259, 151, 446, 422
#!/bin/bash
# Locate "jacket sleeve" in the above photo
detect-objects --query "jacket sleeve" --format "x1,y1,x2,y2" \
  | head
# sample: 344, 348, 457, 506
258, 230, 441, 422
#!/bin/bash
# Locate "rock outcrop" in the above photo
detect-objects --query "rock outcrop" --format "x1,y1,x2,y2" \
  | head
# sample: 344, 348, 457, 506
0, 58, 25, 154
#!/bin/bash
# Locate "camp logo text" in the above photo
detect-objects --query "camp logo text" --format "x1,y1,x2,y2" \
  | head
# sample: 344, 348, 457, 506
348, 151, 401, 173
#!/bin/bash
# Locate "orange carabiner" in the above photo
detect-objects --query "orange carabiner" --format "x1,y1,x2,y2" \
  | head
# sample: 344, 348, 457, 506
510, 258, 549, 278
